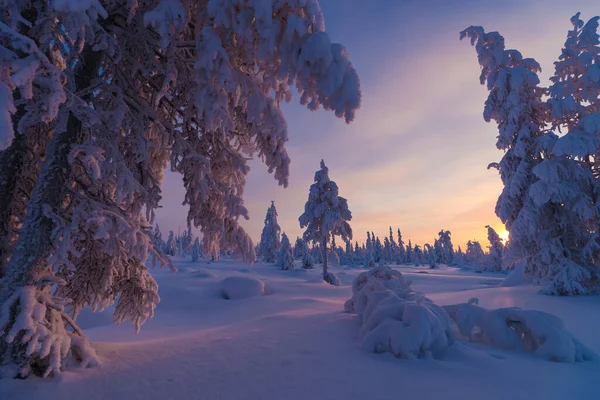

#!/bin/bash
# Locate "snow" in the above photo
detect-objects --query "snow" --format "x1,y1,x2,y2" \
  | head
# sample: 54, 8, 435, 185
1, 261, 599, 399
221, 276, 266, 299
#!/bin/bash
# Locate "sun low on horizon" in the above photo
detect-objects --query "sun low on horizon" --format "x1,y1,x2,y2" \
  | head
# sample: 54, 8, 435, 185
154, 0, 598, 251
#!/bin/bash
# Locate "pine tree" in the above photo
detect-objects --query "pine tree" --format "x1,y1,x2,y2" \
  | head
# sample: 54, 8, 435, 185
465, 240, 486, 268
166, 231, 177, 256
436, 229, 454, 265
191, 237, 202, 262
406, 240, 413, 264
529, 14, 600, 294
396, 228, 406, 264
463, 16, 600, 294
413, 244, 423, 265
277, 233, 294, 270
258, 201, 281, 263
302, 252, 315, 269
153, 225, 164, 251
0, 0, 361, 376
462, 26, 547, 280
299, 160, 352, 284
293, 237, 308, 259
424, 244, 437, 268
485, 225, 505, 271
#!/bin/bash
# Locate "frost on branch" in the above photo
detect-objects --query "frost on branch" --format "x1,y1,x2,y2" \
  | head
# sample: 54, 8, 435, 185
0, 286, 98, 378
344, 266, 454, 359
443, 301, 597, 362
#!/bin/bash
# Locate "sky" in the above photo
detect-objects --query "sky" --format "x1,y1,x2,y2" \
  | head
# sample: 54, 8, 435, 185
155, 0, 599, 250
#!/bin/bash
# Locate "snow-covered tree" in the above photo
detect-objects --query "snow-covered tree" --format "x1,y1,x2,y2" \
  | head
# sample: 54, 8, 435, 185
293, 237, 308, 259
465, 240, 486, 268
153, 225, 164, 251
529, 14, 600, 295
413, 244, 423, 265
191, 237, 202, 262
277, 233, 295, 270
436, 230, 454, 265
424, 243, 437, 269
463, 16, 600, 295
302, 252, 315, 269
373, 236, 383, 264
328, 247, 340, 268
312, 243, 323, 264
166, 231, 177, 256
182, 226, 193, 256
406, 240, 413, 264
485, 225, 504, 271
299, 160, 352, 284
461, 27, 547, 274
258, 201, 281, 263
396, 228, 406, 264
0, 0, 361, 376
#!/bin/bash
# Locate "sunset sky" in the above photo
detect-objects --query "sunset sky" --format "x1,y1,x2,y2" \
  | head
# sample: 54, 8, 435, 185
155, 0, 598, 250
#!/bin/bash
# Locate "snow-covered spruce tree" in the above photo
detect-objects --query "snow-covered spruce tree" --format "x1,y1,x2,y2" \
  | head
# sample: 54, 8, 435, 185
0, 0, 361, 377
406, 240, 413, 264
165, 231, 177, 256
153, 225, 164, 251
328, 236, 341, 267
191, 237, 202, 262
413, 244, 423, 265
529, 14, 600, 295
182, 226, 193, 256
293, 237, 308, 259
299, 160, 352, 284
396, 228, 406, 264
455, 246, 465, 265
485, 225, 505, 271
424, 243, 437, 269
465, 240, 486, 268
258, 201, 281, 263
461, 27, 548, 278
302, 251, 315, 269
277, 233, 294, 270
312, 243, 323, 264
436, 230, 454, 265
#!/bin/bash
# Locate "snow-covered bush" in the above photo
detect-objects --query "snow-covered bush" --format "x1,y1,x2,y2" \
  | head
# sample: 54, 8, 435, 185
443, 300, 596, 362
302, 252, 315, 269
324, 272, 341, 286
345, 266, 454, 359
221, 276, 265, 300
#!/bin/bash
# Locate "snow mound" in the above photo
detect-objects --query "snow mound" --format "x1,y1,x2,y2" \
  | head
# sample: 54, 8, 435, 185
187, 268, 217, 279
443, 301, 597, 362
221, 276, 265, 300
501, 262, 531, 287
345, 266, 454, 359
324, 272, 341, 286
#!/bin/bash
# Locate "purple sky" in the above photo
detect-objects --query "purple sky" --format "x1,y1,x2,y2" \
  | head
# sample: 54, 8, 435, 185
155, 0, 598, 249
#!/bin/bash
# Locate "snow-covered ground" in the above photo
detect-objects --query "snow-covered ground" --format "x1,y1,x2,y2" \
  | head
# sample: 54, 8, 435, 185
2, 259, 598, 400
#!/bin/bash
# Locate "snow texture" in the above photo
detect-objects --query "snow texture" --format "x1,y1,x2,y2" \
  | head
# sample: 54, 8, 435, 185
443, 300, 597, 362
221, 276, 265, 300
345, 266, 454, 359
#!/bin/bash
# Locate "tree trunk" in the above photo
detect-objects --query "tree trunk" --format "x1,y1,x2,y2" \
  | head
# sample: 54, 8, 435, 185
322, 239, 329, 282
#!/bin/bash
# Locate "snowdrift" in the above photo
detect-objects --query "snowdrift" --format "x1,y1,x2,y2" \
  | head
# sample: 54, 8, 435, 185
443, 300, 597, 362
221, 276, 265, 300
344, 267, 454, 358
